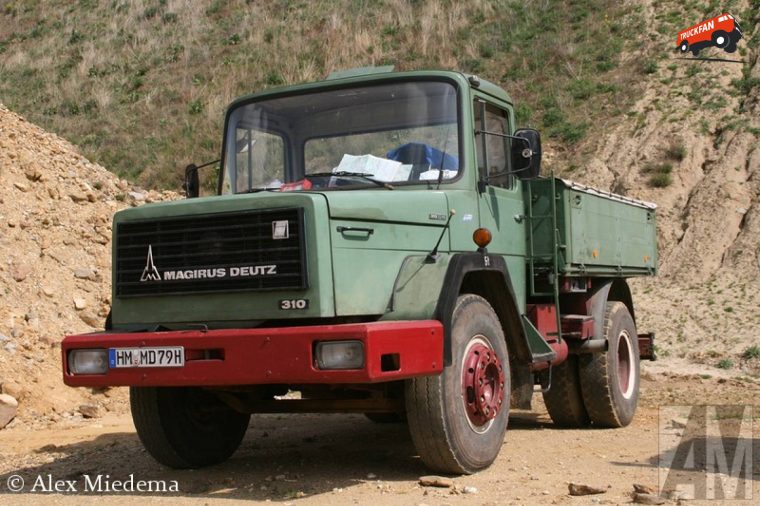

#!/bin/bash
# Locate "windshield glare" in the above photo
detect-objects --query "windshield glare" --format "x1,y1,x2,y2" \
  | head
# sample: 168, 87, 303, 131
221, 81, 460, 193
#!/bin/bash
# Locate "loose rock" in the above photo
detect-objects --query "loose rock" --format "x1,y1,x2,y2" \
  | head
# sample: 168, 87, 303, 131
633, 484, 657, 495
1, 381, 25, 400
74, 268, 98, 281
0, 394, 19, 428
78, 404, 101, 419
568, 483, 607, 496
419, 476, 453, 488
633, 492, 666, 505
11, 262, 32, 281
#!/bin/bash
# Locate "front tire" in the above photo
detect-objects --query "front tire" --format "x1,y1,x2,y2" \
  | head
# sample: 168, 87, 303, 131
578, 302, 640, 428
130, 386, 250, 469
405, 294, 510, 474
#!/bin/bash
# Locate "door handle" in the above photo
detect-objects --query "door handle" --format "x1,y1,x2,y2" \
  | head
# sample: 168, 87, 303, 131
336, 226, 374, 235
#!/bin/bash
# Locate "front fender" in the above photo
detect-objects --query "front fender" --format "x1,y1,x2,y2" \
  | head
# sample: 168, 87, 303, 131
433, 253, 533, 366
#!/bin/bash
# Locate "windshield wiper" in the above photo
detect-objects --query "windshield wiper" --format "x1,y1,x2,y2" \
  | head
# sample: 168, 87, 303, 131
241, 187, 281, 194
306, 171, 394, 190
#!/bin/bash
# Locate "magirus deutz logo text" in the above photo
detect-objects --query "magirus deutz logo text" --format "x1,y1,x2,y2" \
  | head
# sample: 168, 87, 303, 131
139, 245, 277, 282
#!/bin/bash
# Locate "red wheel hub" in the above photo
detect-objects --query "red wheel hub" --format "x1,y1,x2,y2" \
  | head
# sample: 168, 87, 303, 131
462, 341, 505, 427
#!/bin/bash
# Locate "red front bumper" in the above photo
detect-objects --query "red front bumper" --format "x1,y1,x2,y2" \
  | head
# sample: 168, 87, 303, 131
61, 320, 443, 387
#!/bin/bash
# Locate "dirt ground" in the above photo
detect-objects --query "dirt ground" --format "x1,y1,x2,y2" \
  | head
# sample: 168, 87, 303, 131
1, 367, 758, 505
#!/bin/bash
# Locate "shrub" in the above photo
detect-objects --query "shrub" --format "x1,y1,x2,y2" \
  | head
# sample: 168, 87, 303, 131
743, 346, 760, 359
649, 172, 672, 188
641, 60, 658, 74
644, 162, 673, 187
665, 143, 686, 161
188, 100, 203, 115
717, 359, 733, 369
569, 78, 596, 100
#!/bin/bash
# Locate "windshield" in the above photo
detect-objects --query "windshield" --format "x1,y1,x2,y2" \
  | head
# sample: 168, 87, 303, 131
221, 81, 460, 193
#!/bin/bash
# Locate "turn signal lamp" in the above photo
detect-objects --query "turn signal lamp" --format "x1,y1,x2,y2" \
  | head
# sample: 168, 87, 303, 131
473, 228, 492, 248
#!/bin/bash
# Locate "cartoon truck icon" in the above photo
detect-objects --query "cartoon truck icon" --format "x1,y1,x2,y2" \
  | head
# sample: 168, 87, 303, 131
677, 13, 743, 56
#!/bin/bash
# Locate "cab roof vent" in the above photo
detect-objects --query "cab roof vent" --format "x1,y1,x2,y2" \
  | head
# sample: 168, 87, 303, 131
326, 66, 395, 80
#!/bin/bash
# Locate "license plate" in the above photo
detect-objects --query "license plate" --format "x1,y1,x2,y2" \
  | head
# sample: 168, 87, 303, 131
108, 347, 184, 368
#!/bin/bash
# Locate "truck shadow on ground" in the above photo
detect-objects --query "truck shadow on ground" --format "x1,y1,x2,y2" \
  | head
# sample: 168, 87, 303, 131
610, 435, 760, 490
1, 411, 553, 500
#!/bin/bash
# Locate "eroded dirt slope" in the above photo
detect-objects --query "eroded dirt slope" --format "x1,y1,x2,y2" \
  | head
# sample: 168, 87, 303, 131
576, 0, 760, 371
0, 104, 176, 426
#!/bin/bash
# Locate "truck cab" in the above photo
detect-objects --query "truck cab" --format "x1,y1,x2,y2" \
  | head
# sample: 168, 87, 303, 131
62, 68, 657, 474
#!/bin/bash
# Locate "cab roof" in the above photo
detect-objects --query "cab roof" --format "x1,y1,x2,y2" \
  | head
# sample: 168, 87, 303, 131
227, 68, 513, 110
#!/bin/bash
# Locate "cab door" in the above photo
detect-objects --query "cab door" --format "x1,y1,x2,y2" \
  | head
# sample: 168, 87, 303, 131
473, 97, 527, 312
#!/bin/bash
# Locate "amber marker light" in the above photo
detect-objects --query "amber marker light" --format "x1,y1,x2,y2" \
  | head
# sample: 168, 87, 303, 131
473, 228, 492, 248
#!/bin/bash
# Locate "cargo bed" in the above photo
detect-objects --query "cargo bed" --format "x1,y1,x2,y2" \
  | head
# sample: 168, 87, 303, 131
526, 177, 657, 277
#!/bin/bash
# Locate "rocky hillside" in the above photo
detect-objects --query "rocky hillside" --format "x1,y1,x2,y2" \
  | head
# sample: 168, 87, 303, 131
0, 0, 758, 428
581, 0, 760, 372
0, 105, 176, 427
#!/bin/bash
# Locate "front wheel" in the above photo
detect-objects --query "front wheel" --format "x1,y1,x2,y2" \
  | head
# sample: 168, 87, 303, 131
405, 294, 510, 474
578, 301, 640, 427
130, 386, 250, 468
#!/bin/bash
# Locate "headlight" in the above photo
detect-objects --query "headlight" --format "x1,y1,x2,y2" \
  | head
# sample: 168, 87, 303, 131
68, 349, 108, 375
315, 340, 364, 370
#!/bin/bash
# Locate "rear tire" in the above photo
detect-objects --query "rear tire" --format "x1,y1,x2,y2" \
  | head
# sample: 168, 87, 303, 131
542, 356, 590, 427
406, 294, 510, 474
130, 386, 250, 469
712, 30, 730, 48
578, 302, 639, 428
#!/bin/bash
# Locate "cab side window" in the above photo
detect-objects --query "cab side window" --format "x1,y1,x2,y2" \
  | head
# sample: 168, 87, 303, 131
474, 100, 512, 188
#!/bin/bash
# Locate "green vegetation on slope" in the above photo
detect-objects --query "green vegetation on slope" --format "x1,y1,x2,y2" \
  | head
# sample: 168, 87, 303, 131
0, 0, 745, 189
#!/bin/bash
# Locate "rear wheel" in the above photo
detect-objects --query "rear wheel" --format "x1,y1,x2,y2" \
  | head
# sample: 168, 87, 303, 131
713, 30, 730, 48
542, 355, 590, 427
578, 302, 640, 428
679, 41, 689, 53
130, 386, 250, 468
406, 294, 510, 474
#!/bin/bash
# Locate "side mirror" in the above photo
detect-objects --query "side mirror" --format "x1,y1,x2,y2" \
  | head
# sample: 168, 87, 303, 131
184, 164, 199, 198
511, 128, 541, 180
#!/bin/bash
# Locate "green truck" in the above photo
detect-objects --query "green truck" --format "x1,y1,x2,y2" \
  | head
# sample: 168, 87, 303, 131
62, 67, 657, 474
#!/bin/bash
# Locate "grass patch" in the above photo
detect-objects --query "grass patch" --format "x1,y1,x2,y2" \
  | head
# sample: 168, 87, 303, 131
665, 142, 686, 161
643, 162, 673, 188
716, 359, 733, 370
743, 346, 760, 360
0, 0, 638, 188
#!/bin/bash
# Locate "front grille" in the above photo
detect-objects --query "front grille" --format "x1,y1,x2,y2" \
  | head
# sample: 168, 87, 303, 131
115, 208, 307, 297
